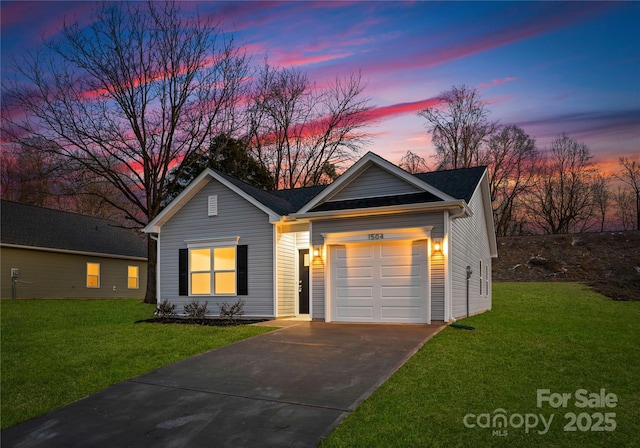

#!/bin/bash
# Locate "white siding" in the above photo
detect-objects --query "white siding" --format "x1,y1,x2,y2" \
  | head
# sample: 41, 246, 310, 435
328, 164, 422, 202
450, 187, 492, 319
430, 250, 445, 320
159, 178, 275, 317
276, 232, 296, 316
311, 211, 445, 321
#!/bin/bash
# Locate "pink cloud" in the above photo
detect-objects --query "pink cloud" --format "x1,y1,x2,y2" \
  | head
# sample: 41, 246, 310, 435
478, 77, 519, 89
274, 50, 352, 68
363, 97, 443, 123
325, 2, 614, 81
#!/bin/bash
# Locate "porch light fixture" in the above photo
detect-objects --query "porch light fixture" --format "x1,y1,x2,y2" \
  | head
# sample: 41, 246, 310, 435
313, 245, 321, 258
432, 239, 442, 254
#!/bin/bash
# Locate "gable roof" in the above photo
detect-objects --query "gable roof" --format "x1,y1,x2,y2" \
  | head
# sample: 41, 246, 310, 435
144, 153, 491, 233
296, 152, 460, 214
1, 200, 147, 259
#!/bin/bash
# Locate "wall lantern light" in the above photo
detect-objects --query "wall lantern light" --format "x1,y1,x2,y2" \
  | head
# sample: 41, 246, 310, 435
313, 245, 321, 258
432, 239, 442, 254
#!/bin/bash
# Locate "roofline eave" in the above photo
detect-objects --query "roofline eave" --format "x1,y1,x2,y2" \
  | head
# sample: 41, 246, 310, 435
288, 200, 469, 221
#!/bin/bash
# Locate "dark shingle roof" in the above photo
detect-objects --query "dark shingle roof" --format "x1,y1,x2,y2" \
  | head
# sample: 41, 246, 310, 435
271, 185, 327, 210
211, 165, 485, 216
1, 200, 147, 259
414, 166, 486, 202
214, 171, 302, 215
214, 170, 327, 215
310, 191, 442, 212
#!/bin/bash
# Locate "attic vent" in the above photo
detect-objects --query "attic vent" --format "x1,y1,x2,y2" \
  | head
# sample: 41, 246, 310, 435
208, 195, 218, 216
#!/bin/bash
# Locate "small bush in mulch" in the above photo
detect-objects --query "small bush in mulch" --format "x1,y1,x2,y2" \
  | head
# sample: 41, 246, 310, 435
135, 317, 269, 326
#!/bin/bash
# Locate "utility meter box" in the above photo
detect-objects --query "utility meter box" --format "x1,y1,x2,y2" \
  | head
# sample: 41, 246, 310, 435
11, 268, 19, 279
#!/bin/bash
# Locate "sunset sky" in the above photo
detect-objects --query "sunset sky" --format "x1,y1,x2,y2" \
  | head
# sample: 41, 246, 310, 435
2, 1, 639, 173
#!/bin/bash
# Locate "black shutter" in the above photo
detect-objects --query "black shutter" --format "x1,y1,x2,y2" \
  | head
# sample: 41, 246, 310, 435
178, 249, 188, 296
237, 245, 248, 295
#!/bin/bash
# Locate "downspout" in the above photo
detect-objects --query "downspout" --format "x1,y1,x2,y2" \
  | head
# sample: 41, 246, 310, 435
466, 265, 473, 318
150, 234, 160, 304
447, 206, 468, 323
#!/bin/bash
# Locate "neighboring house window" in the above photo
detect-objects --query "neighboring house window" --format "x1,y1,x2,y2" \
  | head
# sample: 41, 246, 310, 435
128, 266, 139, 289
479, 261, 483, 296
486, 263, 490, 296
179, 245, 248, 296
189, 247, 236, 295
87, 263, 100, 288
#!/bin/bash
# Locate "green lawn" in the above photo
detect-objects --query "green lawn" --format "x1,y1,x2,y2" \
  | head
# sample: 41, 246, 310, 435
0, 299, 273, 429
322, 283, 639, 448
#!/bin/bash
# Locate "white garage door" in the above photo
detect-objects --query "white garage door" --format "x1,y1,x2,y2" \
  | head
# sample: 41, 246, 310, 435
330, 240, 428, 323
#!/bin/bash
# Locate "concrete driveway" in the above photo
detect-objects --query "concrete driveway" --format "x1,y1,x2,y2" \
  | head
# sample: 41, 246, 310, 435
2, 321, 444, 448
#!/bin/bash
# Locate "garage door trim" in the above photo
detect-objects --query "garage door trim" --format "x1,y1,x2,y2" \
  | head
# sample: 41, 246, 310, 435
322, 226, 432, 245
323, 227, 432, 323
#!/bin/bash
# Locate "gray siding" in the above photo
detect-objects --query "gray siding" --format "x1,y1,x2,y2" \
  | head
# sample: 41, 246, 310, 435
450, 187, 492, 319
1, 246, 147, 299
328, 164, 421, 201
311, 211, 445, 321
158, 178, 275, 317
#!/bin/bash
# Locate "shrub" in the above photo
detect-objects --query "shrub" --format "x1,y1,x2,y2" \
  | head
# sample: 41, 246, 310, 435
184, 300, 208, 319
156, 300, 176, 317
218, 299, 245, 323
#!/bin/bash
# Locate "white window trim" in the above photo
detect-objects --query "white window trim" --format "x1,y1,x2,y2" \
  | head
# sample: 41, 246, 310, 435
185, 236, 239, 249
87, 262, 100, 288
187, 244, 238, 296
128, 265, 139, 289
479, 260, 484, 296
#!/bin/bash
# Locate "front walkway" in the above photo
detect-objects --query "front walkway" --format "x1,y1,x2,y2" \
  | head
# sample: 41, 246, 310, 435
2, 322, 444, 447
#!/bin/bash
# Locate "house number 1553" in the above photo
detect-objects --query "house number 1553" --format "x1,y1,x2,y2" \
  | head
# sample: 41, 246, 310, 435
368, 233, 384, 240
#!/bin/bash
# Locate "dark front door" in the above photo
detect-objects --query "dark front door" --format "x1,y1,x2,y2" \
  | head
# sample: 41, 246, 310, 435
298, 249, 310, 314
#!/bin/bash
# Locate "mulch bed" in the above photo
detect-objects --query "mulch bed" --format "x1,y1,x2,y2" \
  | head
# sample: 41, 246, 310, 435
135, 317, 270, 326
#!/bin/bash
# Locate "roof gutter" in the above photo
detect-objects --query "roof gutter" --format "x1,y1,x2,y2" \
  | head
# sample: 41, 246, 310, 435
0, 243, 148, 261
286, 200, 470, 221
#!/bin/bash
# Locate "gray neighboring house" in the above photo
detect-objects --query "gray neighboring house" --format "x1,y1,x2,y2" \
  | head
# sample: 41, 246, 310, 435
143, 152, 497, 323
1, 200, 147, 299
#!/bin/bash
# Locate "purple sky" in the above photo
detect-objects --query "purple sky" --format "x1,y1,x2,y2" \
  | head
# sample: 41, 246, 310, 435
2, 1, 639, 172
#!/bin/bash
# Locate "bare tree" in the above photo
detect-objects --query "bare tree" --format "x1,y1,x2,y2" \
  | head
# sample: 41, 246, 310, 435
614, 187, 635, 230
418, 85, 498, 169
591, 173, 611, 232
616, 156, 640, 230
247, 64, 371, 189
2, 1, 249, 302
527, 133, 599, 234
398, 150, 430, 174
484, 125, 539, 236
1, 138, 62, 207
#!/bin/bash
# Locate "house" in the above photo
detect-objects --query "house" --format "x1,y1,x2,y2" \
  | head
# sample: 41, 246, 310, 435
1, 200, 147, 299
143, 152, 497, 323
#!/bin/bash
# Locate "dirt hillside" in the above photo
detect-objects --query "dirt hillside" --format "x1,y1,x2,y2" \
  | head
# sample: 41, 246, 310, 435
493, 231, 640, 301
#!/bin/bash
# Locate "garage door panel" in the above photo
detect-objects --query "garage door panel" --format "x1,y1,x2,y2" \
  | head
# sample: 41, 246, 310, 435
336, 245, 373, 259
381, 306, 422, 319
381, 285, 421, 298
336, 306, 374, 319
380, 265, 421, 278
379, 244, 418, 257
337, 286, 373, 298
331, 240, 428, 323
336, 267, 373, 280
